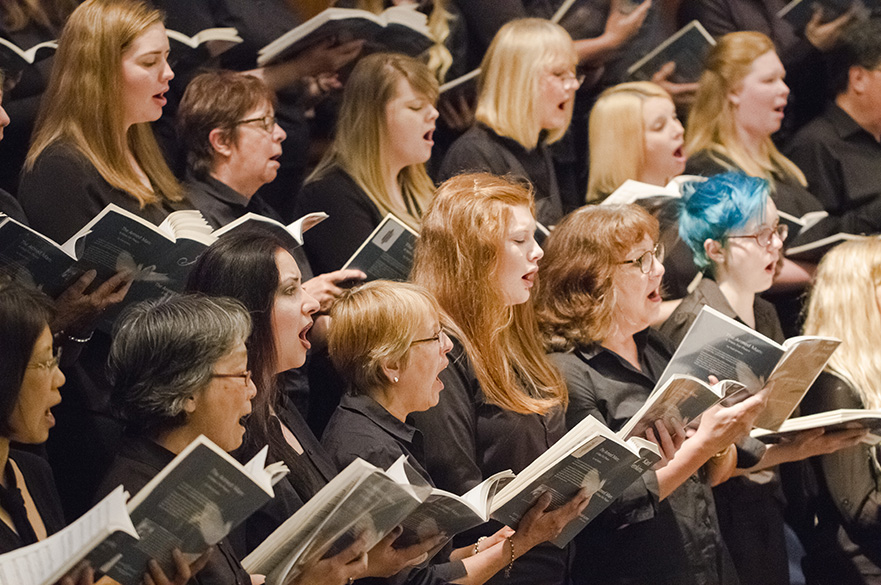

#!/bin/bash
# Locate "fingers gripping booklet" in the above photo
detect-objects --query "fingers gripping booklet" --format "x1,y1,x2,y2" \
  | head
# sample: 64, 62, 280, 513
657, 306, 841, 431
0, 436, 288, 585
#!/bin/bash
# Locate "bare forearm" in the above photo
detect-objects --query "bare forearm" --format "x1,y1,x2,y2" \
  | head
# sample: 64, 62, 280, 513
656, 437, 718, 499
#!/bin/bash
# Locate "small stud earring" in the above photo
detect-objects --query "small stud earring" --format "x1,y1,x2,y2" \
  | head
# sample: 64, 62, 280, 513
393, 377, 399, 383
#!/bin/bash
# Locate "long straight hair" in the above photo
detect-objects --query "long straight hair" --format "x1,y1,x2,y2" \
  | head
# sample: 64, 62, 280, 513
685, 32, 806, 186
26, 0, 183, 207
307, 52, 437, 231
185, 231, 286, 443
411, 173, 567, 415
803, 238, 881, 409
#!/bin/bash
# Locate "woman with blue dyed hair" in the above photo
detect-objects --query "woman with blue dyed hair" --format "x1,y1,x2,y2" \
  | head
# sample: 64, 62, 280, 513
659, 172, 865, 585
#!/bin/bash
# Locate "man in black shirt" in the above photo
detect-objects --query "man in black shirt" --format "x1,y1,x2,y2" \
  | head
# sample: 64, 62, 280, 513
785, 18, 881, 235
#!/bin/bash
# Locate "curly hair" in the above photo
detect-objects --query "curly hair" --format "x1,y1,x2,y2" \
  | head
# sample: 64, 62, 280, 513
535, 204, 659, 351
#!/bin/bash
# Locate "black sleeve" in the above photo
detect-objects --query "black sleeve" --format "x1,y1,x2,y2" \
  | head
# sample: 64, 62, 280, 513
801, 373, 881, 544
18, 146, 112, 243
294, 171, 384, 275
678, 0, 738, 35
786, 136, 881, 235
454, 0, 528, 50
0, 189, 27, 224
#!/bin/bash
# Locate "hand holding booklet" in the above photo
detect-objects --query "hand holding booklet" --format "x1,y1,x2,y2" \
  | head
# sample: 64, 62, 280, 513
751, 409, 881, 445
657, 306, 841, 431
488, 415, 661, 548
0, 436, 288, 585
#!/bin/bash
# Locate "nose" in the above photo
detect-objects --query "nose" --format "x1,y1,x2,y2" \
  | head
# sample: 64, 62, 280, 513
530, 240, 544, 263
0, 104, 9, 129
650, 255, 665, 279
770, 231, 785, 250
246, 377, 257, 400
52, 368, 65, 407
274, 122, 287, 142
303, 289, 320, 316
440, 330, 453, 355
162, 57, 174, 82
672, 118, 684, 138
428, 104, 439, 123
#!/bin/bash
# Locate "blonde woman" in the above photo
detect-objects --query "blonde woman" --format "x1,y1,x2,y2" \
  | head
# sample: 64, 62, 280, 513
801, 237, 881, 585
294, 52, 438, 275
586, 82, 686, 202
409, 173, 591, 585
685, 31, 870, 259
584, 81, 698, 310
19, 0, 186, 244
438, 18, 579, 227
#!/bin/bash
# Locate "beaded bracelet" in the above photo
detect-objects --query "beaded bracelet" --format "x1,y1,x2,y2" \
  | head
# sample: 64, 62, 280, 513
473, 535, 487, 556
504, 535, 515, 578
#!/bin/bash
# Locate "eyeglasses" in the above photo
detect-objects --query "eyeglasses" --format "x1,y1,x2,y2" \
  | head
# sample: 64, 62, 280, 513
550, 71, 585, 91
728, 222, 788, 248
619, 243, 665, 274
212, 370, 252, 386
411, 328, 448, 347
27, 347, 62, 372
235, 115, 276, 133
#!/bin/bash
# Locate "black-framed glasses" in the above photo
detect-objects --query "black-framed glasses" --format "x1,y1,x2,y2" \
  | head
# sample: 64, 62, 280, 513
212, 370, 252, 386
728, 222, 788, 248
27, 347, 62, 372
619, 243, 665, 274
411, 328, 448, 347
235, 115, 276, 133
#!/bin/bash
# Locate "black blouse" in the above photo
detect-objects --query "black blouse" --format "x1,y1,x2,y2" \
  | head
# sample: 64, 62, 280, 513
658, 277, 790, 585
0, 450, 66, 555
438, 124, 564, 228
294, 167, 386, 276
229, 398, 337, 558
18, 142, 183, 244
550, 328, 738, 585
322, 394, 433, 482
409, 339, 572, 585
321, 393, 468, 585
95, 436, 251, 585
799, 372, 881, 584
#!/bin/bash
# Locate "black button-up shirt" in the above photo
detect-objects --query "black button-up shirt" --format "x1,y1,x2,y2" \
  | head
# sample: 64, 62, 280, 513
410, 339, 572, 585
551, 328, 738, 585
322, 394, 468, 585
785, 104, 881, 235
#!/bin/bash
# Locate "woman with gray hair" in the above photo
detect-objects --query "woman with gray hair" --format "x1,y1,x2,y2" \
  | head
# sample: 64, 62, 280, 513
101, 291, 373, 585
98, 294, 257, 585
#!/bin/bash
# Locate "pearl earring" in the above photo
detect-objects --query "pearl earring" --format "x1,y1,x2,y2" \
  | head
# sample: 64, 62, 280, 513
393, 377, 399, 383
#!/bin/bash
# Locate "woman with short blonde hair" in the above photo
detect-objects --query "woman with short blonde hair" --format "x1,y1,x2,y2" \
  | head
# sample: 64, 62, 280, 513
438, 19, 579, 227
20, 0, 184, 243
